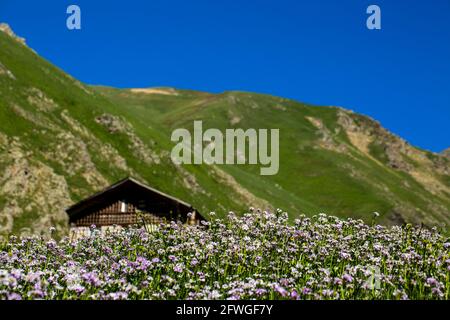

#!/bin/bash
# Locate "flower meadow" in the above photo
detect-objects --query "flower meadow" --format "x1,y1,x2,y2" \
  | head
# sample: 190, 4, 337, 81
0, 210, 449, 300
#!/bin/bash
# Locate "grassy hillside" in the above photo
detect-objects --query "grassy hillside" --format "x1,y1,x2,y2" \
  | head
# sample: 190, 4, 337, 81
97, 87, 450, 227
0, 24, 449, 238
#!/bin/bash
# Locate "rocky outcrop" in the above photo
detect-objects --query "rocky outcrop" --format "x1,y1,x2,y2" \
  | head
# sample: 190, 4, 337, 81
442, 148, 450, 159
0, 133, 71, 239
26, 87, 59, 112
337, 108, 450, 196
337, 108, 412, 170
0, 23, 26, 45
129, 88, 179, 96
95, 113, 161, 164
209, 166, 271, 211
0, 61, 15, 79
305, 116, 347, 153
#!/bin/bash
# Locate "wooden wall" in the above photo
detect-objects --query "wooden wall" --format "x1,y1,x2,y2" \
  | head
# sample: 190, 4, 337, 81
70, 198, 197, 227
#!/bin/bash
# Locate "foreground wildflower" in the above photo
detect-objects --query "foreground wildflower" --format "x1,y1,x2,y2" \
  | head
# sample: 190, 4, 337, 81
0, 211, 449, 300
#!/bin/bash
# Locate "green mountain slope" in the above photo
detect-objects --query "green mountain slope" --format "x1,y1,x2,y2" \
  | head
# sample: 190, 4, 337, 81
0, 24, 449, 238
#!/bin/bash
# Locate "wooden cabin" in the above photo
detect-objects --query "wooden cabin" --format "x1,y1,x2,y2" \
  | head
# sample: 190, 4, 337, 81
66, 177, 204, 237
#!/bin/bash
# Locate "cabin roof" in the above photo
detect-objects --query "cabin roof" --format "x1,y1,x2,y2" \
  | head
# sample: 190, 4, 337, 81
66, 177, 194, 216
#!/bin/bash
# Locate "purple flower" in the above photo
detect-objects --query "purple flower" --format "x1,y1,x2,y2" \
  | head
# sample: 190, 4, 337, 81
27, 290, 45, 299
431, 288, 444, 297
68, 284, 86, 295
136, 257, 151, 271
7, 293, 22, 300
302, 287, 312, 295
274, 284, 288, 297
108, 292, 128, 300
426, 277, 438, 287
190, 258, 198, 266
25, 271, 42, 283
343, 274, 354, 283
10, 269, 22, 280
255, 288, 267, 296
322, 289, 334, 297
340, 252, 351, 260
111, 262, 120, 271
82, 272, 101, 287
279, 278, 289, 286
151, 257, 160, 264
173, 264, 183, 273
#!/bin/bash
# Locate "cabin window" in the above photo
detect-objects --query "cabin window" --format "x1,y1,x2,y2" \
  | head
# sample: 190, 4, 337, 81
120, 200, 128, 213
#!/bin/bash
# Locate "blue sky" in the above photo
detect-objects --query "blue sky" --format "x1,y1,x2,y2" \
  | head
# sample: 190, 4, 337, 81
1, 0, 449, 152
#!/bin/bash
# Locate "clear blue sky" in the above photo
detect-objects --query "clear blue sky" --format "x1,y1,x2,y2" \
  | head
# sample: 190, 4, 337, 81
1, 1, 449, 152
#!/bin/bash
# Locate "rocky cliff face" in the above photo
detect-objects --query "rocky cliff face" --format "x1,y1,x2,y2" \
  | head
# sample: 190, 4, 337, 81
0, 23, 26, 46
442, 148, 450, 158
337, 109, 449, 192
